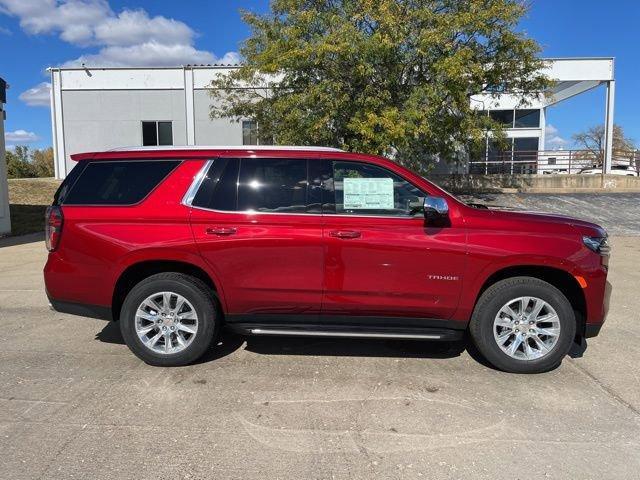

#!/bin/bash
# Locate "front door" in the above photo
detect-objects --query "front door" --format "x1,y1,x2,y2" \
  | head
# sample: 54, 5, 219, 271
320, 160, 466, 321
190, 157, 324, 317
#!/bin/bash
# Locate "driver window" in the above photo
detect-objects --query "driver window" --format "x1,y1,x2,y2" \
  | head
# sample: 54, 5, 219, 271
332, 161, 424, 216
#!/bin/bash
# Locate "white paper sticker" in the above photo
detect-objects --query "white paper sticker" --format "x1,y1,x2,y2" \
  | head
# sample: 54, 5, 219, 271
343, 177, 394, 210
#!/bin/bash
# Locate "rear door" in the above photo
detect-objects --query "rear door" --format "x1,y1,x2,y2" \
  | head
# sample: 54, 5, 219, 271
320, 159, 466, 321
189, 157, 325, 318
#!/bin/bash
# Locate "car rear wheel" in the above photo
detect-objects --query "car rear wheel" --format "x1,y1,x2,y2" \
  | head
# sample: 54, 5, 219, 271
120, 272, 219, 366
469, 276, 576, 373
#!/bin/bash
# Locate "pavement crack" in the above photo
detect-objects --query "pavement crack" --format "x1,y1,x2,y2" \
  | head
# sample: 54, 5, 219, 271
568, 359, 640, 418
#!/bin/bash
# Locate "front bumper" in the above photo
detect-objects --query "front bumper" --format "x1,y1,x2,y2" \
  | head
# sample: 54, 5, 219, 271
584, 280, 612, 338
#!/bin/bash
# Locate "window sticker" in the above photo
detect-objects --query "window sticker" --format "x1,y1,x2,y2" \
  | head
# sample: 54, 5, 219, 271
343, 177, 394, 210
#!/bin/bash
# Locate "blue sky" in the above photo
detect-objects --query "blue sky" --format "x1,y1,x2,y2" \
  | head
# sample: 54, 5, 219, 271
1, 0, 639, 151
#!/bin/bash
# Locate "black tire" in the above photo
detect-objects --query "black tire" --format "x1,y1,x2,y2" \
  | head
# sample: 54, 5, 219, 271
119, 272, 220, 366
469, 276, 576, 374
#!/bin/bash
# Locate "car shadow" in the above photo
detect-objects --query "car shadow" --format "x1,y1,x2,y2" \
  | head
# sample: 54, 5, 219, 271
94, 320, 125, 344
95, 321, 470, 362
0, 231, 45, 248
94, 321, 583, 369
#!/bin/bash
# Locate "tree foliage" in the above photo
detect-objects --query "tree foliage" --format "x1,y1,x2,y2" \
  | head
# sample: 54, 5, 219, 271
209, 0, 551, 171
6, 146, 55, 179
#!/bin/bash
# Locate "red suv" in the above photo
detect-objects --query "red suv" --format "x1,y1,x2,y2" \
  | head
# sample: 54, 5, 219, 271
44, 146, 611, 373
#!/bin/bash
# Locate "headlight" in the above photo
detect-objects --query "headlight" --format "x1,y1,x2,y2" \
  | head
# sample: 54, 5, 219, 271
583, 236, 610, 255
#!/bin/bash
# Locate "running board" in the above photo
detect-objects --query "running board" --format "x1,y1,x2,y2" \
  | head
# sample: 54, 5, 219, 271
227, 324, 464, 341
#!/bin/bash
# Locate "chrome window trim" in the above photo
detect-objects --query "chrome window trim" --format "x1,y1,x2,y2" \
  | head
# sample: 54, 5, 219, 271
182, 157, 423, 220
182, 159, 213, 206
189, 203, 421, 220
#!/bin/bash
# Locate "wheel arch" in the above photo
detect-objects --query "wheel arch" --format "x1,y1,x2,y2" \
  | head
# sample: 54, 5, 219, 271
112, 260, 221, 321
474, 265, 587, 337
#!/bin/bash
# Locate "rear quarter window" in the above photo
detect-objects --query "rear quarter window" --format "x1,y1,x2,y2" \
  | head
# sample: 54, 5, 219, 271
62, 160, 180, 205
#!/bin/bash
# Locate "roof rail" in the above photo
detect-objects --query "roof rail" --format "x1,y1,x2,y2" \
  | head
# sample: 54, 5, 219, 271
107, 145, 343, 152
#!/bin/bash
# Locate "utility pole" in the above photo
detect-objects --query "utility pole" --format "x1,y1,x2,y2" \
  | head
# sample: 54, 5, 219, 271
0, 77, 11, 235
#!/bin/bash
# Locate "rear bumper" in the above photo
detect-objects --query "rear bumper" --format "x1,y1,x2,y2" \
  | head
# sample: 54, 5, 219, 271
48, 296, 112, 321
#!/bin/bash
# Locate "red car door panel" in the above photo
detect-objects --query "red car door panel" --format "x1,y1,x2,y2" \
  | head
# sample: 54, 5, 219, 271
322, 216, 466, 319
191, 210, 324, 315
320, 159, 466, 320
190, 157, 324, 315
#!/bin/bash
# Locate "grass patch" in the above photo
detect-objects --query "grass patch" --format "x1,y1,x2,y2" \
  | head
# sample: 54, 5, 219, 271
7, 178, 62, 236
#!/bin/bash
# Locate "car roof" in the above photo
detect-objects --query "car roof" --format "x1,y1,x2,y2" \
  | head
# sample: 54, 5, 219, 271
70, 145, 348, 161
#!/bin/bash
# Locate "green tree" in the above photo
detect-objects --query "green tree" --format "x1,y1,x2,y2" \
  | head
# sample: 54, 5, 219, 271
209, 0, 551, 171
6, 146, 37, 178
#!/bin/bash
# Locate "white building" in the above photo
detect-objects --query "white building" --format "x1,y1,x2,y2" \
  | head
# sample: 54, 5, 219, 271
49, 57, 615, 178
469, 57, 615, 174
1, 77, 11, 235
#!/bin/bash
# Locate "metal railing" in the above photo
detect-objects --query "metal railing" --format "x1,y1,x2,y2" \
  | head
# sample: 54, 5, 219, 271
468, 149, 639, 175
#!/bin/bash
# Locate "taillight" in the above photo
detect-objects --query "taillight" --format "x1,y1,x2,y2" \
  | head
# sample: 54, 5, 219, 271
45, 206, 63, 252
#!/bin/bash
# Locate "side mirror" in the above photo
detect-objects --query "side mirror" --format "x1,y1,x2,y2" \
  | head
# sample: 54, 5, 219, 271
423, 196, 448, 223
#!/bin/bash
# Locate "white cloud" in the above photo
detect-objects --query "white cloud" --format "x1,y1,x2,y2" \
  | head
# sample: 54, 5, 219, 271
18, 82, 51, 107
0, 0, 113, 45
0, 25, 11, 35
63, 42, 216, 68
5, 129, 40, 143
94, 9, 194, 47
545, 124, 568, 149
0, 0, 238, 67
218, 51, 242, 65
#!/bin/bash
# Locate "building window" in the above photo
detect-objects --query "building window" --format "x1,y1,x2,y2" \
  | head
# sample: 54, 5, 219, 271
514, 109, 540, 128
242, 120, 258, 145
142, 121, 173, 146
489, 110, 514, 127
242, 120, 273, 146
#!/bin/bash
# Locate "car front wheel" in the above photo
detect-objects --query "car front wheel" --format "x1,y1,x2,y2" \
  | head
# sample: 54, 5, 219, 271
120, 272, 219, 366
470, 276, 576, 373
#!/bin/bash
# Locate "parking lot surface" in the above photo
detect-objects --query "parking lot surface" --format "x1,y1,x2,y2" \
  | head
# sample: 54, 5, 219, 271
460, 192, 640, 236
1, 197, 640, 479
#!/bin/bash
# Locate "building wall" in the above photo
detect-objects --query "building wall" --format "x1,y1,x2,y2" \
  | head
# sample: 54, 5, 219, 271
61, 89, 187, 173
193, 89, 243, 145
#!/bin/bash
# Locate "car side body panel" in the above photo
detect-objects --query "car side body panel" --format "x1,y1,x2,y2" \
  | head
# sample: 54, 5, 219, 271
44, 160, 219, 308
44, 148, 609, 339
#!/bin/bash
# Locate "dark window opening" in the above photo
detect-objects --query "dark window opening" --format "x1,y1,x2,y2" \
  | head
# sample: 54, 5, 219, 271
489, 110, 514, 128
192, 158, 239, 211
142, 121, 173, 146
331, 161, 424, 217
513, 137, 539, 174
63, 160, 180, 205
237, 158, 307, 213
514, 109, 541, 128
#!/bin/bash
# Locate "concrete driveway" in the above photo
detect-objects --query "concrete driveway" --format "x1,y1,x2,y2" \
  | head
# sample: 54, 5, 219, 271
1, 233, 639, 479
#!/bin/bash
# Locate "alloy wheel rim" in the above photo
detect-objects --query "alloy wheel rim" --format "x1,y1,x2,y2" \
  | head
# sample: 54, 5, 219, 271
134, 291, 199, 355
493, 296, 561, 361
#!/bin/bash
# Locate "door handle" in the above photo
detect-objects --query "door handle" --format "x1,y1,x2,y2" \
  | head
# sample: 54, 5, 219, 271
329, 230, 361, 239
206, 227, 237, 236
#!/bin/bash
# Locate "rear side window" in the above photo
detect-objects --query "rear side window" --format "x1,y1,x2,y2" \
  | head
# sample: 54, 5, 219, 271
192, 158, 310, 213
237, 158, 307, 213
63, 160, 180, 205
53, 162, 87, 206
192, 158, 239, 211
